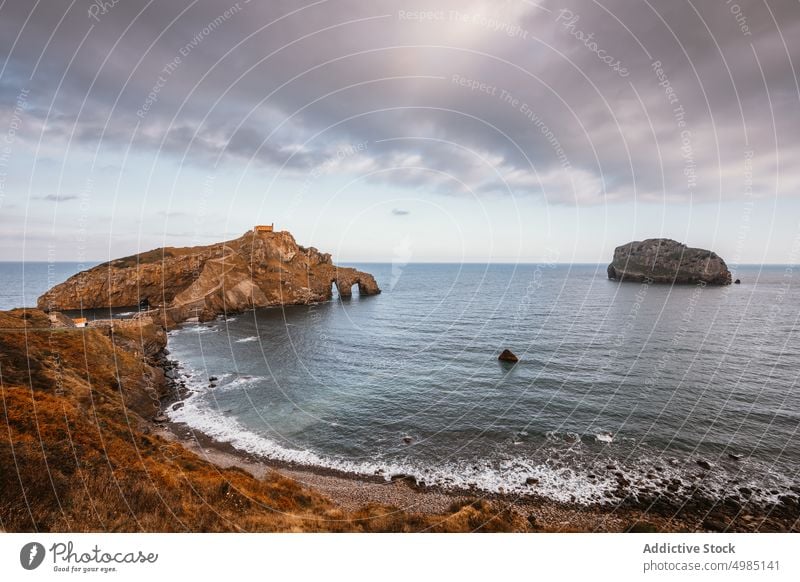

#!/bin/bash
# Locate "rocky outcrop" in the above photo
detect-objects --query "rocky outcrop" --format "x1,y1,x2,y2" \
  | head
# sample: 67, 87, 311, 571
498, 349, 519, 363
607, 239, 731, 285
38, 230, 381, 324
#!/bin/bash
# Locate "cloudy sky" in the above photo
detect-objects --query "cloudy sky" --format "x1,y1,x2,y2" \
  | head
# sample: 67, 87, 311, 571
1, 0, 798, 263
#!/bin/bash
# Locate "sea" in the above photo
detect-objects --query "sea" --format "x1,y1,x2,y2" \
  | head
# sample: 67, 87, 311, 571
4, 261, 798, 505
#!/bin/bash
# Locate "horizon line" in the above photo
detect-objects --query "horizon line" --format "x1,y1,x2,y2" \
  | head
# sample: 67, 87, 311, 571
1, 260, 794, 267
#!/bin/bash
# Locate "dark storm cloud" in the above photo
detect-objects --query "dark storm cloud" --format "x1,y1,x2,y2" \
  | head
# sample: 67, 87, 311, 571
0, 0, 798, 203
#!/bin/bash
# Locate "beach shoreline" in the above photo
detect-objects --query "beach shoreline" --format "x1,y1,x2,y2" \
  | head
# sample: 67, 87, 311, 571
152, 330, 799, 533
156, 414, 798, 532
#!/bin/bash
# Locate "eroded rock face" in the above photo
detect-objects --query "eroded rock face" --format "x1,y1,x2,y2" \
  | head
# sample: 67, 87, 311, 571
607, 239, 731, 285
38, 230, 381, 324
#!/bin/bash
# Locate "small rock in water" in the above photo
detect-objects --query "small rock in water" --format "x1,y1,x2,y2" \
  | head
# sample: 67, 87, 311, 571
734, 279, 741, 284
498, 349, 518, 363
696, 459, 713, 470
172, 402, 185, 411
525, 477, 539, 486
209, 376, 218, 382
402, 435, 413, 444
728, 453, 743, 461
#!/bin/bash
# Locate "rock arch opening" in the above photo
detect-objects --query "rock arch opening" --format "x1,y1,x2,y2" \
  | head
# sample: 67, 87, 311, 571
332, 279, 362, 299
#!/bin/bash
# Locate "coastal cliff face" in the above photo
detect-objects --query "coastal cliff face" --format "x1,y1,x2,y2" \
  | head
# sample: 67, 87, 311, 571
37, 230, 381, 323
607, 239, 732, 285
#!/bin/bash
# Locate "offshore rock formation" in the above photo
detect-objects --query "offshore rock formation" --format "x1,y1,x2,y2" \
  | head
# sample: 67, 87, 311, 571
607, 239, 731, 285
498, 349, 519, 363
38, 229, 381, 325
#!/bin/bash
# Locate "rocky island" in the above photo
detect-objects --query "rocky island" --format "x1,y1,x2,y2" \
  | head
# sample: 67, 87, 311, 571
38, 227, 381, 325
607, 239, 732, 285
0, 229, 552, 532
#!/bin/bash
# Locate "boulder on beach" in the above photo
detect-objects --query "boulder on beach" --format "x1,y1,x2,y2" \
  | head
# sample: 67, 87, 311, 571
607, 239, 731, 285
498, 349, 519, 363
390, 474, 418, 487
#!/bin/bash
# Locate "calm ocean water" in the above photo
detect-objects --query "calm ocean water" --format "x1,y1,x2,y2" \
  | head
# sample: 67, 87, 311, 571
0, 262, 93, 311
165, 263, 799, 504
8, 262, 799, 504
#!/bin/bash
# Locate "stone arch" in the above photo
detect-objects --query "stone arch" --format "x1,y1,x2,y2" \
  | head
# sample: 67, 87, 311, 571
330, 270, 381, 301
332, 278, 361, 299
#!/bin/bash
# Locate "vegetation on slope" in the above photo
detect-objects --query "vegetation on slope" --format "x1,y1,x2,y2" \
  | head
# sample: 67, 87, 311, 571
0, 309, 522, 532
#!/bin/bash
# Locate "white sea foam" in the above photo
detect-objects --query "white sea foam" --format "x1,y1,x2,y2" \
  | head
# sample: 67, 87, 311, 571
167, 372, 619, 504
169, 383, 794, 505
169, 324, 220, 337
235, 336, 259, 343
166, 361, 794, 507
218, 375, 263, 392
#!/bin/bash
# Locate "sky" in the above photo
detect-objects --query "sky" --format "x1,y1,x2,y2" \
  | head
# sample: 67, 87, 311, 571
0, 0, 799, 264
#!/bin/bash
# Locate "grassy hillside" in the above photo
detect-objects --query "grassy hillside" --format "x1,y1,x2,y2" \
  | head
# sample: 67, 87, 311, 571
0, 309, 522, 532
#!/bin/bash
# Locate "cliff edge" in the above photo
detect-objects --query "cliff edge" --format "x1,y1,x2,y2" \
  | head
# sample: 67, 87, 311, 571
37, 229, 381, 324
607, 239, 732, 285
